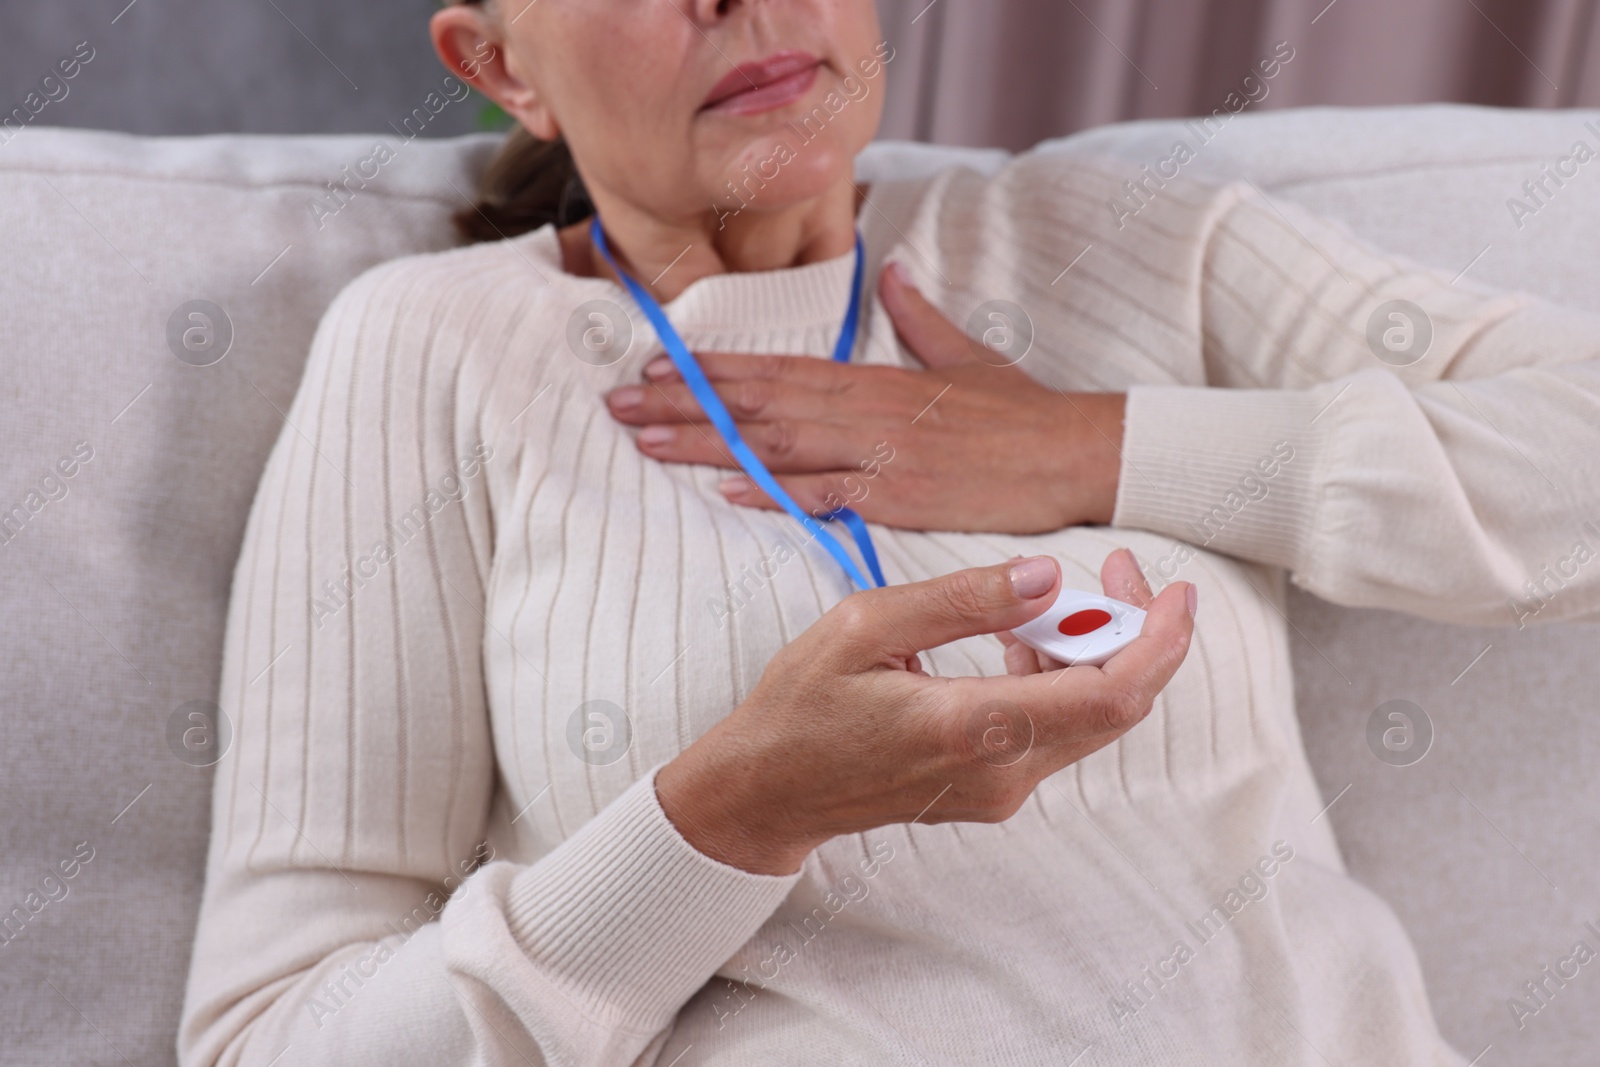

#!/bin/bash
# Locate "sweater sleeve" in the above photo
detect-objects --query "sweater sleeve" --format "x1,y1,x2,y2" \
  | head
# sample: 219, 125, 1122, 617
1111, 182, 1600, 626
178, 258, 800, 1067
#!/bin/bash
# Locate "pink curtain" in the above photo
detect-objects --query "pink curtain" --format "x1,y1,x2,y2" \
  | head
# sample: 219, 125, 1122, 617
874, 0, 1600, 149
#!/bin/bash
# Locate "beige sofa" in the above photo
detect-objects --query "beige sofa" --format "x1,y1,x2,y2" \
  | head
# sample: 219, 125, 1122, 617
3, 106, 1596, 1066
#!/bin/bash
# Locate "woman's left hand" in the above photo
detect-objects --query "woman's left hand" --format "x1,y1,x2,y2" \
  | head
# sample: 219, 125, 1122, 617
604, 263, 1128, 535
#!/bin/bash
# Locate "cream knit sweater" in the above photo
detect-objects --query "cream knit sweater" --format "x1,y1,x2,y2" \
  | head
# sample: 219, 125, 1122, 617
179, 150, 1600, 1067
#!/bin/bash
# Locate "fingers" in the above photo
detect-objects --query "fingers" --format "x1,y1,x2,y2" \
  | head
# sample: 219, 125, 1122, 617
1094, 577, 1194, 706
828, 557, 1061, 666
997, 630, 1046, 676
719, 470, 896, 521
607, 374, 840, 426
878, 261, 978, 369
634, 419, 873, 473
640, 351, 849, 390
951, 578, 1192, 741
1100, 547, 1154, 608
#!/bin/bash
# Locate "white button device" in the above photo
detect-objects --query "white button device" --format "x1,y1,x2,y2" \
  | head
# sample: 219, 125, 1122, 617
1009, 589, 1147, 667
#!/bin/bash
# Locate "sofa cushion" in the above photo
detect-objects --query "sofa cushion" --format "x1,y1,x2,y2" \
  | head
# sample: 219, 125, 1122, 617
0, 127, 496, 1067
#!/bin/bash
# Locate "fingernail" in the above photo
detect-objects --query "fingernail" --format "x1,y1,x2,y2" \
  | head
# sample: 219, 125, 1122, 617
720, 475, 752, 496
1186, 582, 1199, 617
1117, 547, 1137, 567
1007, 555, 1057, 600
610, 385, 644, 410
886, 261, 910, 286
645, 357, 674, 380
638, 425, 674, 446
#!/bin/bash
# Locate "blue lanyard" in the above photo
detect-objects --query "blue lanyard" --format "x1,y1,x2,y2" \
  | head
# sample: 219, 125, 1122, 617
590, 215, 887, 592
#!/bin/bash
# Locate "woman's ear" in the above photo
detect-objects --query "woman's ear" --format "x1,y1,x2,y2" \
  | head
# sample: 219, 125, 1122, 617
429, 7, 560, 140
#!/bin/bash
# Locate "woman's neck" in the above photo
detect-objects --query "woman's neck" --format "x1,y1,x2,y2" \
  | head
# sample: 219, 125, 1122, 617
560, 179, 867, 303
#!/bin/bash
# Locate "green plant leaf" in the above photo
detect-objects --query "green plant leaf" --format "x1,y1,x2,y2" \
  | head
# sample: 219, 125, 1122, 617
475, 97, 514, 132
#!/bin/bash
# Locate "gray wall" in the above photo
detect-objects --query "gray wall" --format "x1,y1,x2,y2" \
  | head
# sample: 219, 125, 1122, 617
1, 0, 485, 138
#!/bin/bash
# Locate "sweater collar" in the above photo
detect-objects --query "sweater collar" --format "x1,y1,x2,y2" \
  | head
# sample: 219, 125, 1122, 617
519, 217, 865, 337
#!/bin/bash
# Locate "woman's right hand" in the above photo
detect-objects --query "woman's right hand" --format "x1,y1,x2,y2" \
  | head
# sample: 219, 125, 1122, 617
654, 552, 1195, 876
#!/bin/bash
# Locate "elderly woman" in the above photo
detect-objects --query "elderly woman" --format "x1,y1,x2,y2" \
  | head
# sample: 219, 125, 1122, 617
178, 1, 1600, 1065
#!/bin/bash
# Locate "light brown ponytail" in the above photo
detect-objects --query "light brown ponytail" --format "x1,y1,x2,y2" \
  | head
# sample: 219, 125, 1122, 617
454, 125, 594, 243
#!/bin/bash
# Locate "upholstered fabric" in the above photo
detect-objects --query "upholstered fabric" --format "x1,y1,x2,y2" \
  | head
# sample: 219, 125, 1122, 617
0, 126, 499, 1067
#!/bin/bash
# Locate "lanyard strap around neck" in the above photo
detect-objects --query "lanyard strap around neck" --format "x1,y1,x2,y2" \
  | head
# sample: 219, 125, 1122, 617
589, 215, 886, 592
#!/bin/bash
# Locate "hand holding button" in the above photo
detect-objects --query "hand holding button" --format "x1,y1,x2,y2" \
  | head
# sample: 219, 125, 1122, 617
655, 550, 1195, 876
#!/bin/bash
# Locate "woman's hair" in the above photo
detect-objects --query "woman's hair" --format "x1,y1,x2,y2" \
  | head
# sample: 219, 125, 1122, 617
454, 127, 595, 243
451, 0, 595, 243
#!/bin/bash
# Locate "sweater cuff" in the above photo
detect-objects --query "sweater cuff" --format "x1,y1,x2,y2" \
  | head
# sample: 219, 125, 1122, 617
501, 762, 800, 1032
1112, 383, 1336, 571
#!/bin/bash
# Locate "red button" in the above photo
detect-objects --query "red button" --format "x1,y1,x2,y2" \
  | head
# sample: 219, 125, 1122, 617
1058, 609, 1112, 637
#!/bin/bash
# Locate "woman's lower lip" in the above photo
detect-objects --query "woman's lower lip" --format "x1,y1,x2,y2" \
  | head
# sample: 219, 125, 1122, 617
703, 64, 819, 116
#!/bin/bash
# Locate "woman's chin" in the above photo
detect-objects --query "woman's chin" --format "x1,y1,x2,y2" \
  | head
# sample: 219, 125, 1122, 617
705, 136, 862, 218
